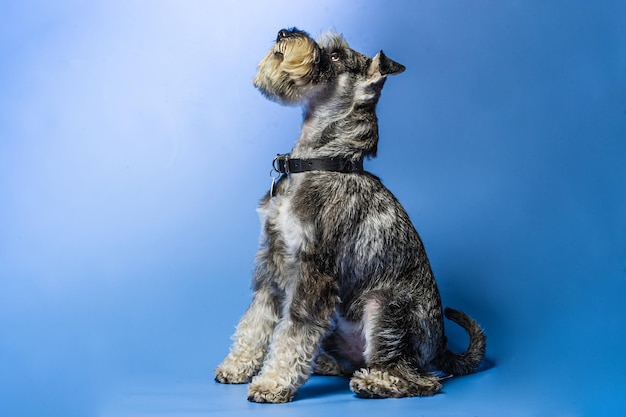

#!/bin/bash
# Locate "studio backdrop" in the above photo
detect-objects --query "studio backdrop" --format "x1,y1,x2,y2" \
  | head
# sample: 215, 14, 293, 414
1, 1, 625, 416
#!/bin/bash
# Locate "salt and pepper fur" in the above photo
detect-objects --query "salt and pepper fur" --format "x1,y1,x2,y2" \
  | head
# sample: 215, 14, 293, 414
215, 28, 486, 403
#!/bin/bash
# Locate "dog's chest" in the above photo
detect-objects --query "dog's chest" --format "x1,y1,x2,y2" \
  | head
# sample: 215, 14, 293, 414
257, 191, 309, 262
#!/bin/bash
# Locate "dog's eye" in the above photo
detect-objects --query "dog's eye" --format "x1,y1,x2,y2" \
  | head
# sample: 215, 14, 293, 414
330, 52, 341, 62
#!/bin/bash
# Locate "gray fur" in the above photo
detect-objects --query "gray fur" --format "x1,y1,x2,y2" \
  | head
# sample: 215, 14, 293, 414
215, 28, 486, 403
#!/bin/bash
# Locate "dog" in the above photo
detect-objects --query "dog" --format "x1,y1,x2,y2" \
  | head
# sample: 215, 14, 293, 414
214, 28, 486, 403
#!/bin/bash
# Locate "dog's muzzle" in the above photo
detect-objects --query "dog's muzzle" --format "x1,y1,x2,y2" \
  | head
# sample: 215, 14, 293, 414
276, 27, 307, 42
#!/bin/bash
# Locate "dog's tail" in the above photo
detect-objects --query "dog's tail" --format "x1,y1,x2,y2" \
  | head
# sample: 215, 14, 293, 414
434, 307, 486, 376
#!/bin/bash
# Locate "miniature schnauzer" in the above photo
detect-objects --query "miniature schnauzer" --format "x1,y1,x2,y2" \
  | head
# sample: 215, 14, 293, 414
215, 28, 486, 403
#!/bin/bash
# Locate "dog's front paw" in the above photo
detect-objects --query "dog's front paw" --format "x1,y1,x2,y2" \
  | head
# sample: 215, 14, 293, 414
214, 360, 256, 384
247, 375, 296, 403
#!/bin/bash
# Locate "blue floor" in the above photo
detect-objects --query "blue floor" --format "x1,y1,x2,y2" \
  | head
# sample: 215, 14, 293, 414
1, 1, 625, 416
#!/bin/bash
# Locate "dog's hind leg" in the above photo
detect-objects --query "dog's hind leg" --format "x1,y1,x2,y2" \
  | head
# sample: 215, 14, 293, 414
350, 294, 443, 398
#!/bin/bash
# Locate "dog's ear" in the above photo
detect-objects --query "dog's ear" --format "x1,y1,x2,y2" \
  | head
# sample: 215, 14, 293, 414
363, 51, 405, 95
375, 50, 405, 76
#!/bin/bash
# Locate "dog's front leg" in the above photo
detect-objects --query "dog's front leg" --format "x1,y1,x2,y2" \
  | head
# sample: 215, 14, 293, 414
247, 266, 339, 403
215, 280, 281, 384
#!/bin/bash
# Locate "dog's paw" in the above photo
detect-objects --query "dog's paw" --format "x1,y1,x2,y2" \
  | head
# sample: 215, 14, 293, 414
313, 352, 355, 377
350, 368, 442, 398
247, 375, 296, 403
214, 361, 255, 384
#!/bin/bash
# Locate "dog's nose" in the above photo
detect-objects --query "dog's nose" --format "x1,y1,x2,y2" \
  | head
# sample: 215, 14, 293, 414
277, 29, 291, 42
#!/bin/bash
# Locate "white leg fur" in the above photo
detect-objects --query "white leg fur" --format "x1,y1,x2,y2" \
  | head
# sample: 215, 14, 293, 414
215, 287, 279, 384
362, 298, 381, 362
247, 316, 321, 403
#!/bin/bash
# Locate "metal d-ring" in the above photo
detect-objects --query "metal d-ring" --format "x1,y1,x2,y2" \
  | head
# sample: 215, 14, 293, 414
272, 155, 281, 173
269, 153, 292, 197
272, 153, 291, 175
269, 168, 281, 197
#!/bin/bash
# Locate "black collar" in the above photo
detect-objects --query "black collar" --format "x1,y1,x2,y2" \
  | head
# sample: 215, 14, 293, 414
272, 153, 364, 175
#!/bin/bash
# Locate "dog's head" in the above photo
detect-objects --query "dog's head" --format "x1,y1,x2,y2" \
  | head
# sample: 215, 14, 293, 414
253, 28, 405, 106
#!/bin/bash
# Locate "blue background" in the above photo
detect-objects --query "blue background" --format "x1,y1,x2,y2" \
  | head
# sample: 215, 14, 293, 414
1, 1, 625, 416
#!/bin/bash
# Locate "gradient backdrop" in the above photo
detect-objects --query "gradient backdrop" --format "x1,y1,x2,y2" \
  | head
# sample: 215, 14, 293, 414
1, 1, 625, 416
